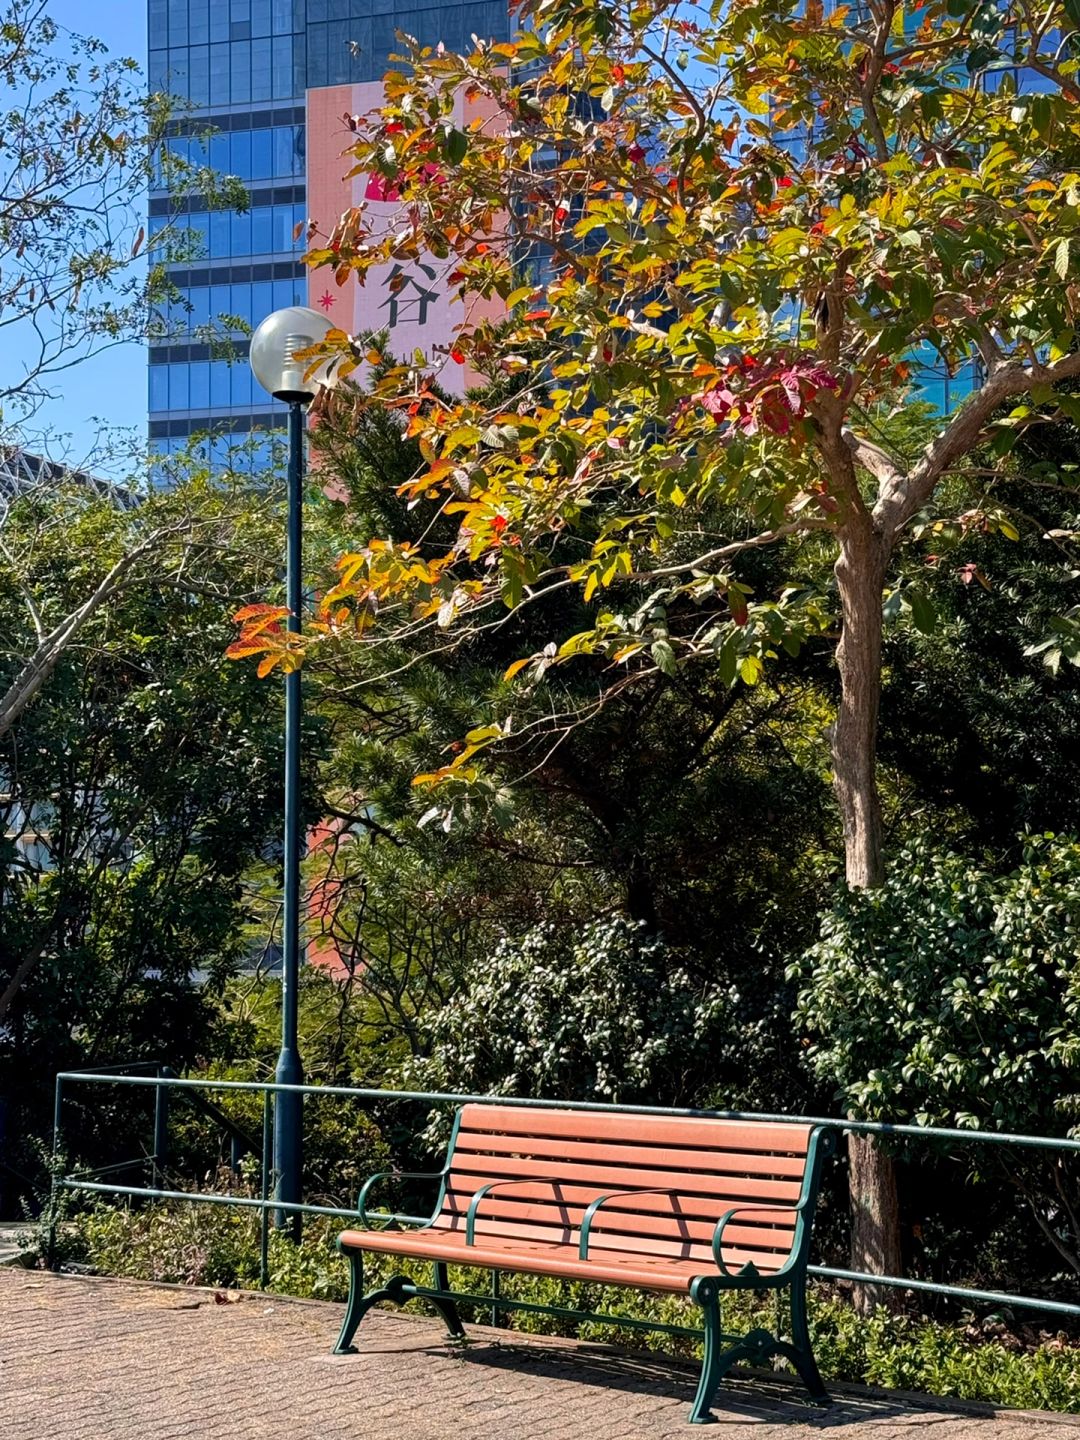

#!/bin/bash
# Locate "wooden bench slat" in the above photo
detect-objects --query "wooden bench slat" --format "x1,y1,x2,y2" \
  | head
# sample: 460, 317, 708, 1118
433, 1213, 791, 1263
440, 1195, 797, 1244
337, 1224, 788, 1286
435, 1208, 797, 1261
453, 1130, 812, 1178
447, 1150, 809, 1192
441, 1178, 799, 1224
440, 1191, 797, 1243
458, 1104, 812, 1155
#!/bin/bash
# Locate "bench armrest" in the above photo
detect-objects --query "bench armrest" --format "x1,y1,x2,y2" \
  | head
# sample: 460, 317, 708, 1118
578, 1188, 690, 1260
710, 1198, 811, 1279
356, 1168, 449, 1229
465, 1177, 567, 1245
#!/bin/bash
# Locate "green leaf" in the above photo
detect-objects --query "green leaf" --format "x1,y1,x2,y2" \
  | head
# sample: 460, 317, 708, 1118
717, 637, 738, 687
1031, 93, 1052, 138
650, 638, 678, 676
442, 128, 468, 164
1055, 237, 1071, 281
908, 274, 934, 322
907, 589, 937, 635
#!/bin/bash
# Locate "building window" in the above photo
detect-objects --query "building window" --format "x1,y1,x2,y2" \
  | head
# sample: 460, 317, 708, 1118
150, 365, 169, 413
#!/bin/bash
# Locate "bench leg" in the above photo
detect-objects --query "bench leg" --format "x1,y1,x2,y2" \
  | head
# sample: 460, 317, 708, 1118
334, 1260, 417, 1354
334, 1250, 366, 1355
688, 1275, 830, 1424
430, 1262, 467, 1341
689, 1284, 723, 1424
777, 1279, 829, 1404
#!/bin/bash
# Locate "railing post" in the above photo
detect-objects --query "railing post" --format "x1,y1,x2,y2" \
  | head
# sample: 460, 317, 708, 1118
152, 1068, 169, 1189
260, 1088, 272, 1289
46, 1076, 63, 1270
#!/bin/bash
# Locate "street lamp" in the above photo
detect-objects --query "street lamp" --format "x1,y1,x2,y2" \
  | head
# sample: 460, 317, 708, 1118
249, 305, 335, 1235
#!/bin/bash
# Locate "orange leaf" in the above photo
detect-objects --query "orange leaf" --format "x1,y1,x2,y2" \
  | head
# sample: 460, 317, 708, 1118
233, 603, 288, 623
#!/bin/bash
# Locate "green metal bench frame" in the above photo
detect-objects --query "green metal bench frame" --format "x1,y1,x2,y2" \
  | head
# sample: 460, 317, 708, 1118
333, 1108, 836, 1425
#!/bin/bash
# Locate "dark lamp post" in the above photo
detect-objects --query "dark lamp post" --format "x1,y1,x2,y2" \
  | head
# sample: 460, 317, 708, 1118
249, 305, 334, 1234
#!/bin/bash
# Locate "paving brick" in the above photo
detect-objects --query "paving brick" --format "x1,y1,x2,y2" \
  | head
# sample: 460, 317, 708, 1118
0, 1270, 1075, 1439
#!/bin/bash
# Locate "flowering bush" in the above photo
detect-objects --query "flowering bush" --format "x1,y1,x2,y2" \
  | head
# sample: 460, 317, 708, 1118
404, 916, 735, 1131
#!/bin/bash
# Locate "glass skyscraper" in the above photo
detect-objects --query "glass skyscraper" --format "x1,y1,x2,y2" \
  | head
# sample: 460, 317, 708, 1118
147, 0, 509, 467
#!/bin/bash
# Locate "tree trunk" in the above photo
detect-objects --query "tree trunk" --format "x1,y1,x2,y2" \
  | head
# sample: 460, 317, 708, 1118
832, 529, 887, 888
832, 525, 903, 1312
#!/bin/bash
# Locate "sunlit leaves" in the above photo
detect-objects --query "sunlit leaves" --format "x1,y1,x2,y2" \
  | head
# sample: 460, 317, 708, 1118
225, 0, 1080, 792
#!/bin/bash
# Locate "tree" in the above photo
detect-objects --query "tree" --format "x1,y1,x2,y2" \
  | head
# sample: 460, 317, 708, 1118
0, 469, 295, 1035
283, 375, 835, 1111
0, 459, 283, 741
233, 0, 1080, 1290
0, 0, 242, 428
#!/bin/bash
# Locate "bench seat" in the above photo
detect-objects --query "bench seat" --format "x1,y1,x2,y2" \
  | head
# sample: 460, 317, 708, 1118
333, 1103, 835, 1424
337, 1223, 786, 1291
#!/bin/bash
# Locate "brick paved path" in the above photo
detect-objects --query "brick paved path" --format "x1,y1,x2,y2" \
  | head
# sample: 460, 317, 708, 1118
1, 1270, 1076, 1440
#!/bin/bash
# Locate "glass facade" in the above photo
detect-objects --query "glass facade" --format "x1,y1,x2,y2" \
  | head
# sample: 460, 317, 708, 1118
149, 0, 510, 469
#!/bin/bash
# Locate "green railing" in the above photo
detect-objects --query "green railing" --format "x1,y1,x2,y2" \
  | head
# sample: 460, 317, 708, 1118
50, 1068, 1080, 1327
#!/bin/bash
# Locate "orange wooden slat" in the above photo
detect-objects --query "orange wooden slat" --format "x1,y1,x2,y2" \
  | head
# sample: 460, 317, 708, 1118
429, 1213, 790, 1264
440, 1180, 806, 1226
458, 1104, 812, 1155
435, 1206, 796, 1261
453, 1130, 808, 1185
440, 1191, 796, 1244
447, 1151, 808, 1195
440, 1205, 794, 1253
338, 1226, 787, 1287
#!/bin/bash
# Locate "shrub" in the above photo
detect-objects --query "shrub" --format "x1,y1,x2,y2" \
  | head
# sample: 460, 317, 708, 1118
790, 833, 1080, 1274
403, 916, 736, 1134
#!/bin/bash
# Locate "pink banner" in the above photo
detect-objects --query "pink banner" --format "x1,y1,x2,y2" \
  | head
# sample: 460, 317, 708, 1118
306, 83, 502, 396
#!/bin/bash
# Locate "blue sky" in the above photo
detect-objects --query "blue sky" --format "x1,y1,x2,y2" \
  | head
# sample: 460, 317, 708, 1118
4, 3, 150, 468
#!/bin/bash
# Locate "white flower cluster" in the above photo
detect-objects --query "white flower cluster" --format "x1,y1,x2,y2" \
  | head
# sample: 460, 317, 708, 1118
402, 915, 738, 1141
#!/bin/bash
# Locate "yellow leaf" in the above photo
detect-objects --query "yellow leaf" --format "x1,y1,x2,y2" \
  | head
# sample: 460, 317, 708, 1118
503, 657, 533, 680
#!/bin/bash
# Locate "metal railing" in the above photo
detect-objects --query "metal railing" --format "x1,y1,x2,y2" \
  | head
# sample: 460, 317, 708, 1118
50, 1068, 1080, 1325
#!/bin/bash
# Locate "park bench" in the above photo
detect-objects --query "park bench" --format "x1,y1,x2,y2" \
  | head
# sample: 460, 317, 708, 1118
334, 1103, 835, 1424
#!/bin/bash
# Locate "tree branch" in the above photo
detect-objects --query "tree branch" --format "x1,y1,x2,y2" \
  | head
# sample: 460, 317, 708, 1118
874, 351, 1080, 534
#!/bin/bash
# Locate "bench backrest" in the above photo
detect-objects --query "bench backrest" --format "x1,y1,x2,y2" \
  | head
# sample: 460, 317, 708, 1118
434, 1103, 826, 1275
